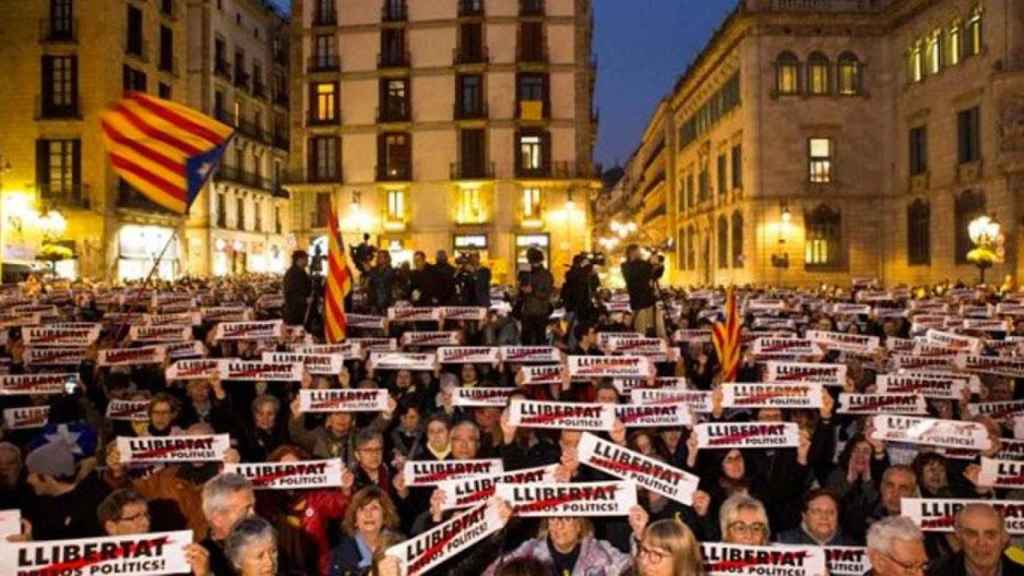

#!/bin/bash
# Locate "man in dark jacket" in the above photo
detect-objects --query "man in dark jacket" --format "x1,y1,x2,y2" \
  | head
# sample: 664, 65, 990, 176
518, 247, 554, 345
620, 244, 662, 336
410, 251, 432, 305
283, 250, 311, 326
776, 489, 856, 546
429, 250, 457, 305
928, 503, 1024, 576
366, 249, 397, 314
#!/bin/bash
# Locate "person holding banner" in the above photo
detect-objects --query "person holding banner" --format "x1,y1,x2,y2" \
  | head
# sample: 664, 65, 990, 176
928, 503, 1024, 576
326, 485, 404, 576
201, 473, 258, 576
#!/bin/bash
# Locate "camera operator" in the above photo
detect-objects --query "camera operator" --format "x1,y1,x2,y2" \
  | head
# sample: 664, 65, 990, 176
366, 249, 397, 315
517, 247, 554, 345
283, 250, 311, 327
562, 253, 600, 349
621, 244, 664, 337
455, 252, 492, 307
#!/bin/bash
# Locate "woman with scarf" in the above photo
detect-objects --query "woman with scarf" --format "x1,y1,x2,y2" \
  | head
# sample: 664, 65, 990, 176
325, 486, 404, 576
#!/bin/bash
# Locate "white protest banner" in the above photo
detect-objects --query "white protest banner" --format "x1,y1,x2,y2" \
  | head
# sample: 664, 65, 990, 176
495, 480, 637, 517
631, 389, 713, 413
752, 338, 821, 356
298, 389, 390, 413
614, 403, 693, 428
603, 336, 669, 356
105, 400, 151, 422
385, 501, 505, 576
23, 347, 87, 367
128, 325, 192, 343
902, 498, 1024, 534
144, 311, 201, 327
925, 329, 983, 353
166, 340, 208, 360
612, 377, 687, 395
518, 364, 568, 386
912, 341, 961, 358
346, 314, 387, 329
898, 370, 982, 393
10, 304, 58, 318
22, 324, 101, 347
218, 361, 304, 382
721, 383, 823, 409
99, 346, 167, 367
0, 312, 41, 328
436, 465, 558, 511
806, 330, 880, 354
869, 415, 992, 451
978, 457, 1024, 488
996, 438, 1024, 460
567, 355, 653, 379
117, 434, 230, 463
387, 307, 442, 323
0, 373, 77, 395
440, 307, 488, 321
224, 459, 343, 490
262, 352, 344, 376
764, 362, 846, 386
886, 337, 917, 352
891, 353, 955, 371
673, 329, 712, 343
165, 359, 221, 381
956, 354, 1024, 378
0, 509, 19, 539
350, 337, 399, 352
964, 318, 1009, 332
200, 306, 251, 323
0, 530, 194, 576
577, 432, 699, 505
695, 422, 801, 449
295, 343, 364, 360
830, 303, 872, 316
508, 398, 615, 431
701, 543, 827, 576
3, 406, 50, 429
824, 546, 872, 576
255, 294, 284, 310
212, 320, 283, 341
437, 347, 501, 364
402, 459, 504, 486
400, 331, 462, 347
875, 373, 964, 399
368, 351, 437, 371
597, 332, 643, 348
451, 387, 514, 408
837, 393, 928, 415
499, 346, 563, 363
967, 400, 1024, 421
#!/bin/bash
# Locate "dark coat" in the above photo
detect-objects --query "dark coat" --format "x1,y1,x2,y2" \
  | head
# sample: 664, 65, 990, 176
927, 551, 1024, 576
283, 264, 312, 326
620, 259, 657, 310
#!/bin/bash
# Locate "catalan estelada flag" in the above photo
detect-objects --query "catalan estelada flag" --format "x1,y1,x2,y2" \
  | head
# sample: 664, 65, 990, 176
712, 287, 743, 382
324, 200, 352, 343
100, 92, 233, 214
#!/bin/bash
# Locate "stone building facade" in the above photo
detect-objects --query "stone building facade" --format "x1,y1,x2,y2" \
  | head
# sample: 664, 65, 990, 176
286, 0, 599, 283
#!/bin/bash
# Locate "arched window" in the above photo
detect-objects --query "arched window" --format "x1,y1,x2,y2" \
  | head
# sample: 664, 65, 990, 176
717, 215, 729, 269
965, 5, 982, 57
947, 20, 962, 66
926, 29, 943, 75
908, 41, 924, 83
776, 51, 800, 95
837, 52, 861, 95
907, 199, 930, 266
805, 204, 842, 268
731, 210, 744, 268
954, 190, 985, 263
686, 226, 696, 271
807, 52, 830, 95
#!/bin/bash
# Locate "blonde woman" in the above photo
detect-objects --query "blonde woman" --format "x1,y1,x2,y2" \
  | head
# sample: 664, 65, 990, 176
635, 518, 705, 576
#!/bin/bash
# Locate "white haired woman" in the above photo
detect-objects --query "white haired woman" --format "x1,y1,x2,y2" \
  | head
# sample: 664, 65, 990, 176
225, 516, 291, 576
719, 493, 770, 546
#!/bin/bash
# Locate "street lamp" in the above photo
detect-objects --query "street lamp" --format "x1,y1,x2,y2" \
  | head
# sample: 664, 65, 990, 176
771, 202, 791, 270
967, 214, 1002, 285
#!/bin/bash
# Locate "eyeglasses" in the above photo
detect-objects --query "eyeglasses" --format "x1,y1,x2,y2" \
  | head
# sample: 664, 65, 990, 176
881, 551, 930, 574
358, 445, 383, 454
806, 507, 837, 518
637, 544, 668, 563
728, 522, 766, 536
118, 510, 150, 523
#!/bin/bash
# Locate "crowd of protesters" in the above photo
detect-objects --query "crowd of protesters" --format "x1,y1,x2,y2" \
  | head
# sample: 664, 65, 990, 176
3, 242, 1024, 576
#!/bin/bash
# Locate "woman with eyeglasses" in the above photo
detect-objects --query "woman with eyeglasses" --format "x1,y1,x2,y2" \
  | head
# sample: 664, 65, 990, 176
719, 494, 770, 546
633, 518, 705, 576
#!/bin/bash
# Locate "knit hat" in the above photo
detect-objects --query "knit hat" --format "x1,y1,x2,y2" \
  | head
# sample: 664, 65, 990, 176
25, 439, 75, 479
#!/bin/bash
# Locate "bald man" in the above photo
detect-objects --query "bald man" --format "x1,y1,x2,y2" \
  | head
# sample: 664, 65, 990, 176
929, 503, 1024, 575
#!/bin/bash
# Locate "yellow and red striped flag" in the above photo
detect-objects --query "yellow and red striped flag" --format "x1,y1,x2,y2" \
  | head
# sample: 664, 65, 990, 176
712, 287, 743, 382
100, 92, 233, 214
324, 200, 353, 343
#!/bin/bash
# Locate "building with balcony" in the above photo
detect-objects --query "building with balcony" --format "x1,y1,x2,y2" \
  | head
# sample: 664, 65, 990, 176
287, 0, 599, 282
0, 0, 190, 280
184, 0, 291, 277
623, 0, 1024, 287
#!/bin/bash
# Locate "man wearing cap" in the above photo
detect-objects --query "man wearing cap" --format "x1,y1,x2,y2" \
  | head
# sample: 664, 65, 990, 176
284, 249, 311, 327
23, 438, 113, 539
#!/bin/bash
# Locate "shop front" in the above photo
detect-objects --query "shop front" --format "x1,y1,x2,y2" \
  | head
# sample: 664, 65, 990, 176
117, 224, 180, 281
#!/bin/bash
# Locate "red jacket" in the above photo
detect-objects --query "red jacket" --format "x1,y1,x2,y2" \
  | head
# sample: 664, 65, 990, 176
258, 489, 349, 574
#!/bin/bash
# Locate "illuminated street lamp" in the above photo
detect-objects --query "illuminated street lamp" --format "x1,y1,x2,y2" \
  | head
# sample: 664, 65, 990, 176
967, 214, 1002, 285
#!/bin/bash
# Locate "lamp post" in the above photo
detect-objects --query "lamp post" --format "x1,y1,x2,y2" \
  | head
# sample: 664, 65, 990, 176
967, 214, 1002, 285
771, 203, 791, 282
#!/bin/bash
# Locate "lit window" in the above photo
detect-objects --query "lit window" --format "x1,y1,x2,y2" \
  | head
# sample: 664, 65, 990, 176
809, 138, 833, 183
947, 21, 962, 66
520, 135, 542, 171
965, 6, 982, 57
909, 42, 924, 83
776, 52, 799, 95
837, 53, 861, 95
808, 53, 830, 95
522, 188, 541, 218
387, 189, 404, 220
926, 30, 942, 75
805, 205, 841, 268
315, 82, 336, 122
458, 188, 483, 223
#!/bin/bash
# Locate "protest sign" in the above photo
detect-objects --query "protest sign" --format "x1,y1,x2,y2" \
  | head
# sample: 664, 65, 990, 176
764, 362, 846, 386
400, 332, 462, 347
211, 320, 283, 341
0, 373, 77, 395
518, 364, 568, 386
262, 352, 345, 376
837, 393, 928, 415
128, 325, 192, 343
956, 354, 1024, 378
967, 400, 1024, 420
350, 338, 399, 352
218, 361, 304, 382
298, 389, 390, 413
368, 351, 437, 371
200, 306, 251, 323
144, 311, 201, 327
614, 403, 692, 427
105, 400, 151, 422
225, 459, 344, 490
0, 312, 41, 328
508, 398, 615, 431
694, 422, 801, 449
721, 383, 823, 409
577, 432, 699, 505
295, 343, 364, 360
567, 355, 653, 379
436, 465, 558, 511
98, 346, 167, 367
602, 336, 669, 356
165, 340, 207, 360
346, 314, 386, 329
499, 346, 563, 363
387, 307, 442, 323
117, 434, 230, 463
752, 338, 822, 356
385, 501, 505, 576
0, 509, 19, 539
495, 480, 637, 517
439, 307, 488, 321
0, 530, 194, 576
875, 373, 964, 399
612, 377, 687, 395
701, 543, 827, 576
869, 415, 992, 451
902, 498, 1024, 534
824, 547, 872, 576
891, 353, 955, 371
3, 406, 50, 429
925, 329, 983, 353
165, 359, 222, 381
630, 389, 713, 413
805, 330, 880, 354
23, 324, 100, 347
23, 347, 86, 367
437, 347, 501, 364
450, 387, 514, 408
402, 459, 504, 486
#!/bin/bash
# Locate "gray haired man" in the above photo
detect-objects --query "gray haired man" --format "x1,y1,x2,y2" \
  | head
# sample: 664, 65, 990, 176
201, 473, 255, 576
866, 515, 928, 576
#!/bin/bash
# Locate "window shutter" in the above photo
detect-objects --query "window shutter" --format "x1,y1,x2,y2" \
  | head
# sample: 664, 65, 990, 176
70, 56, 78, 114
41, 56, 53, 110
377, 133, 387, 175
36, 140, 50, 191
541, 131, 552, 173
71, 139, 82, 194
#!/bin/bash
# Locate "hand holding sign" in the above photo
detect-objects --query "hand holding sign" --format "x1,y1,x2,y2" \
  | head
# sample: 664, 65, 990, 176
183, 544, 210, 576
